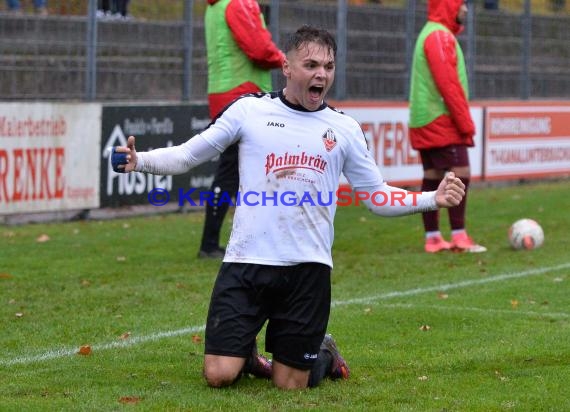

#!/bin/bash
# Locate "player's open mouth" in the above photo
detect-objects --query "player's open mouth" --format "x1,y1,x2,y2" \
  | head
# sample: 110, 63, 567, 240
309, 85, 324, 101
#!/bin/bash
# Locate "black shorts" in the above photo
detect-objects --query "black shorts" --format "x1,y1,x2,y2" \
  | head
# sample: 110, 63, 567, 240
204, 262, 331, 370
419, 145, 470, 171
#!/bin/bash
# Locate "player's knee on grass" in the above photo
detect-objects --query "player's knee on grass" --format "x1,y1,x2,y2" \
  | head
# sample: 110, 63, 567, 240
272, 361, 311, 390
203, 356, 244, 388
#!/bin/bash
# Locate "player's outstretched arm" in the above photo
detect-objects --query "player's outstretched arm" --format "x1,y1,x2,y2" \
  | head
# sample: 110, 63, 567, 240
435, 172, 465, 208
111, 135, 137, 173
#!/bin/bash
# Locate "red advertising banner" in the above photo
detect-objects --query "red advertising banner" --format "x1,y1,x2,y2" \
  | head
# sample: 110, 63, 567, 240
484, 104, 570, 180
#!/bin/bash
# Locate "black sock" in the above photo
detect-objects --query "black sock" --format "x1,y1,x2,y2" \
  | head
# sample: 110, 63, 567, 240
307, 350, 332, 388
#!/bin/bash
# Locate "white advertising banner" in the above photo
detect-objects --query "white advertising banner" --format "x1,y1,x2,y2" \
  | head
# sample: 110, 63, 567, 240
0, 103, 101, 215
484, 105, 570, 179
335, 103, 484, 186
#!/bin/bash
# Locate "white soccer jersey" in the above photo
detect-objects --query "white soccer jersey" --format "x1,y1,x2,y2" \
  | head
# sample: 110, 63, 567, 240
136, 91, 436, 267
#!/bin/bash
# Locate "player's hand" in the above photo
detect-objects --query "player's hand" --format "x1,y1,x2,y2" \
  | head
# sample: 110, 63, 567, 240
111, 136, 137, 173
435, 172, 465, 208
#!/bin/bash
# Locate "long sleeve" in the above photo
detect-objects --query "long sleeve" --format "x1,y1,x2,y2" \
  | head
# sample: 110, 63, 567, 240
135, 135, 221, 176
355, 184, 438, 217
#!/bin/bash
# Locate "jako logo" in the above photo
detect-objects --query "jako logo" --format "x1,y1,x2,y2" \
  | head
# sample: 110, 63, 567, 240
267, 121, 285, 128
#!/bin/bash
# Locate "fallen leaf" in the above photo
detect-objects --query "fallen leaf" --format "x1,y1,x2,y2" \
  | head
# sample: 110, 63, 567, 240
81, 279, 91, 287
116, 256, 126, 262
15, 312, 24, 318
419, 324, 431, 331
437, 292, 448, 299
0, 273, 13, 279
118, 396, 140, 404
36, 234, 50, 243
510, 299, 519, 309
78, 345, 92, 355
119, 332, 131, 340
364, 307, 372, 314
176, 282, 185, 289
191, 335, 202, 343
418, 375, 428, 381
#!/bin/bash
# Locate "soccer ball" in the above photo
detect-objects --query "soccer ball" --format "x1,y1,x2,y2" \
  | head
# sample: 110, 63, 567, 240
508, 218, 544, 250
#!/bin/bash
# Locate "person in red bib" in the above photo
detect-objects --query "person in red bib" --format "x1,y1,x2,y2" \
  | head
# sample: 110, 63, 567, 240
199, 0, 285, 259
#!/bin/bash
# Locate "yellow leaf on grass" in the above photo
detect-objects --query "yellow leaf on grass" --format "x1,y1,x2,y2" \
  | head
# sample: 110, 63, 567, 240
0, 273, 13, 279
419, 325, 431, 331
510, 299, 519, 309
192, 335, 203, 343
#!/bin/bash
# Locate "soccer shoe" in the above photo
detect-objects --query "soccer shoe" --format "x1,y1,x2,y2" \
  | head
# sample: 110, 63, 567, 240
197, 247, 225, 259
451, 232, 487, 253
243, 343, 273, 379
424, 235, 452, 253
321, 334, 350, 380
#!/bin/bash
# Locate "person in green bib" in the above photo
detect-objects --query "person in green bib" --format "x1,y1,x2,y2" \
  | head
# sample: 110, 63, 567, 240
199, 0, 285, 259
409, 0, 486, 254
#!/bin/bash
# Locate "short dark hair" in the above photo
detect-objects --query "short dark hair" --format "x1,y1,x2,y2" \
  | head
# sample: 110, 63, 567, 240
284, 25, 337, 57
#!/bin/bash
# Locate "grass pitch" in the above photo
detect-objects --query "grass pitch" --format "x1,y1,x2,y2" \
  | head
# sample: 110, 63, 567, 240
1, 179, 569, 411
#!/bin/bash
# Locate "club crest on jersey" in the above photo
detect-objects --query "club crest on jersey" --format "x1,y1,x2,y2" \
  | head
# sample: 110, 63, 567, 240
322, 128, 337, 152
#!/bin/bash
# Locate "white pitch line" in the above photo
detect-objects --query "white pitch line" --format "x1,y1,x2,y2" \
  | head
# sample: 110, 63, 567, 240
0, 326, 205, 367
331, 262, 570, 307
2, 262, 569, 367
377, 303, 570, 319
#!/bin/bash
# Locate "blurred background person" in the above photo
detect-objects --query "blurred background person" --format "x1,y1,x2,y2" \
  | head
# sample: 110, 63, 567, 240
97, 0, 131, 19
408, 0, 486, 254
198, 0, 285, 258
